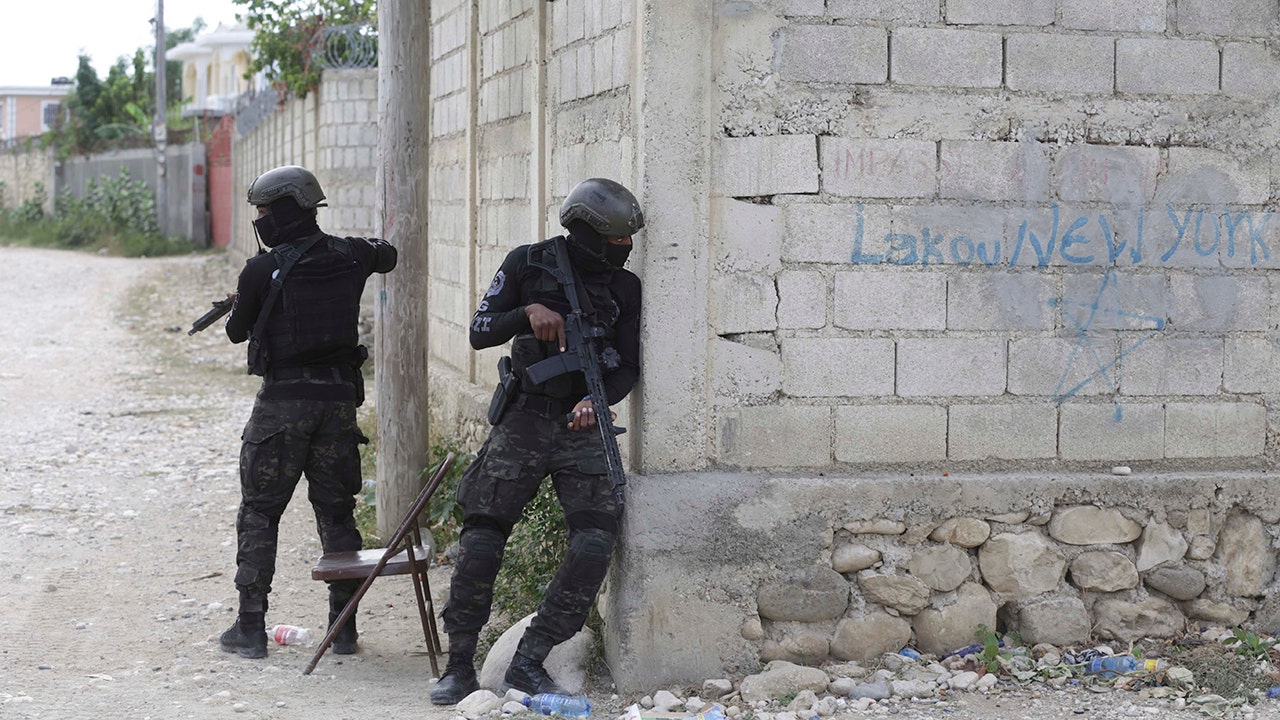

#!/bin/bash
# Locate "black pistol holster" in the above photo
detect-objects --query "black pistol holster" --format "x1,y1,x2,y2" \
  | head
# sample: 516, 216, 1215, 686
487, 356, 520, 425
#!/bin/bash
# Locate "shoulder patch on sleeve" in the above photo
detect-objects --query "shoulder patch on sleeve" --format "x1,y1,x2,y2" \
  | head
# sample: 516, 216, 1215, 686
484, 269, 506, 298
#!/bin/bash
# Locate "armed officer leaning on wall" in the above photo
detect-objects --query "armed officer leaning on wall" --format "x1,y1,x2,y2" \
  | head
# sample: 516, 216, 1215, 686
218, 165, 397, 659
431, 178, 643, 704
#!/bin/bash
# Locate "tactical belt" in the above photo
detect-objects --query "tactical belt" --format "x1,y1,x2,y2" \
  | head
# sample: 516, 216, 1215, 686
511, 393, 575, 419
266, 366, 358, 383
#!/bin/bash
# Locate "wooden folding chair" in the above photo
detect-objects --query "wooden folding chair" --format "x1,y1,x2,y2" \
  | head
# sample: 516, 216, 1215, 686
304, 452, 456, 675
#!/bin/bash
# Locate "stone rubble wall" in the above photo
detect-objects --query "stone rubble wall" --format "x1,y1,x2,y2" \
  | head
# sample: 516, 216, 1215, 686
0, 146, 55, 215
606, 471, 1280, 691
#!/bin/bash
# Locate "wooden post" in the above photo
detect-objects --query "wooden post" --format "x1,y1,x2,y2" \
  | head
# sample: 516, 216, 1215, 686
374, 0, 432, 540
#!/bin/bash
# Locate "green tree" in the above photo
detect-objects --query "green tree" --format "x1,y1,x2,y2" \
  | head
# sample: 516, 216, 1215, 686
232, 0, 376, 99
51, 19, 207, 156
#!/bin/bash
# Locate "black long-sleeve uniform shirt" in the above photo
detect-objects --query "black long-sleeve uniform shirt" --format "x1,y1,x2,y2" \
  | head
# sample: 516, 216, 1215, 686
470, 240, 641, 406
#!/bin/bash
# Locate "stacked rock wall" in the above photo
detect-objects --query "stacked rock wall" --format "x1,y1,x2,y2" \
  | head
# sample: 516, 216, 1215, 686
606, 471, 1280, 691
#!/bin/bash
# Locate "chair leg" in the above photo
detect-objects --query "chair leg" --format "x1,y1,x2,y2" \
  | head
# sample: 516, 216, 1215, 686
304, 567, 379, 675
410, 563, 440, 678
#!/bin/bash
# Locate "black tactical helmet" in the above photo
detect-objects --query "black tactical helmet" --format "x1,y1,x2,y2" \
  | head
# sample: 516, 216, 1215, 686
559, 178, 644, 237
246, 165, 327, 209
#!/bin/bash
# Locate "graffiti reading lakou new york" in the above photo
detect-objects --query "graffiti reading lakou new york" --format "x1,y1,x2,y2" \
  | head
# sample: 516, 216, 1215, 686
849, 204, 1275, 268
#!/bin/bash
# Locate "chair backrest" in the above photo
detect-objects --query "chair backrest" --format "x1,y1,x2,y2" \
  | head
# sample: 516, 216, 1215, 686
384, 453, 456, 555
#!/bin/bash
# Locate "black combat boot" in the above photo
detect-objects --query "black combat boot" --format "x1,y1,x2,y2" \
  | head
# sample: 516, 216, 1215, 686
329, 588, 358, 655
430, 633, 480, 705
220, 611, 267, 659
504, 635, 569, 696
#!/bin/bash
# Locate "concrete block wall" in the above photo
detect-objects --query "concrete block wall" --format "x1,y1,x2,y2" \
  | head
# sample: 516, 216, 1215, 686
316, 69, 379, 241
707, 0, 1280, 471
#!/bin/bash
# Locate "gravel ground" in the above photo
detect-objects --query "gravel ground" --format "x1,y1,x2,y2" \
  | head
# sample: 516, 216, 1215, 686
0, 245, 1274, 720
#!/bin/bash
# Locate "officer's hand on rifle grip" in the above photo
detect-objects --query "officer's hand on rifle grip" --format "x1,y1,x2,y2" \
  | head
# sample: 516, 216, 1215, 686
567, 398, 617, 432
525, 303, 567, 352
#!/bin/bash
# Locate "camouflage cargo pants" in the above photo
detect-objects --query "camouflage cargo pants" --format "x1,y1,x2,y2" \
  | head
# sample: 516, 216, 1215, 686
443, 403, 621, 649
234, 392, 366, 611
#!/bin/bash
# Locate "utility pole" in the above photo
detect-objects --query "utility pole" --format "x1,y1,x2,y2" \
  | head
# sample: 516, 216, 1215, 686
375, 0, 431, 539
153, 0, 168, 235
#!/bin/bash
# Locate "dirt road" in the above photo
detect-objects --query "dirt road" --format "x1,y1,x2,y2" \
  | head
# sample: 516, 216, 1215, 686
0, 247, 452, 719
0, 246, 1244, 720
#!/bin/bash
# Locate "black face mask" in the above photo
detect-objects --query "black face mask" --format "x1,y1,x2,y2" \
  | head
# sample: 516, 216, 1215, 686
605, 242, 632, 269
252, 213, 280, 248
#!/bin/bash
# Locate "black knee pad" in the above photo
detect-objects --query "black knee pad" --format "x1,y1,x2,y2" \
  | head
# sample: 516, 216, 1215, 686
456, 526, 506, 584
564, 528, 616, 586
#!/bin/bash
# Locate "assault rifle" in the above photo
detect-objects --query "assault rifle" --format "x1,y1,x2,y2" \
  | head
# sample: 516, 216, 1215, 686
524, 237, 628, 510
188, 296, 235, 335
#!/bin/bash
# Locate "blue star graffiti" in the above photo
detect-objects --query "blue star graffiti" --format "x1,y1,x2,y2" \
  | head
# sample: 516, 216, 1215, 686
1047, 269, 1166, 421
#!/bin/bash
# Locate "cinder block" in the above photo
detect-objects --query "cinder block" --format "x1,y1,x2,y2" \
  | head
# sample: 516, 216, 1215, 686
713, 136, 819, 197
948, 273, 1054, 330
779, 25, 888, 84
821, 138, 936, 199
946, 0, 1053, 26
719, 406, 832, 467
1007, 35, 1116, 94
778, 0, 825, 14
1061, 0, 1165, 31
1170, 274, 1268, 331
1217, 208, 1280, 270
1116, 39, 1218, 95
949, 404, 1058, 460
1165, 402, 1266, 458
1136, 205, 1226, 270
784, 202, 893, 264
712, 338, 783, 399
782, 338, 895, 397
1161, 147, 1271, 206
1009, 337, 1119, 397
714, 198, 783, 273
1060, 403, 1164, 461
713, 273, 779, 334
835, 405, 947, 463
1120, 338, 1223, 396
834, 271, 946, 330
1056, 145, 1159, 206
777, 270, 827, 329
898, 338, 1007, 397
829, 0, 941, 22
940, 141, 1051, 203
1223, 43, 1280, 96
1059, 273, 1171, 331
1177, 0, 1277, 37
891, 28, 1002, 88
892, 205, 1005, 266
1224, 337, 1279, 393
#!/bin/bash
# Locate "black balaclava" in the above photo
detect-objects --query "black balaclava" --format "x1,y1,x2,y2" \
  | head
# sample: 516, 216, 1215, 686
565, 220, 630, 273
252, 196, 320, 249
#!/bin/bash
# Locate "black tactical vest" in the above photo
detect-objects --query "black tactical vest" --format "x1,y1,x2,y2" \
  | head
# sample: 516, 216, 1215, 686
263, 236, 365, 368
512, 240, 620, 399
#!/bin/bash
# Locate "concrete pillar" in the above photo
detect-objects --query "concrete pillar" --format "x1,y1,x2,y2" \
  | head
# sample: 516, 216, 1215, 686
633, 0, 713, 473
375, 0, 432, 538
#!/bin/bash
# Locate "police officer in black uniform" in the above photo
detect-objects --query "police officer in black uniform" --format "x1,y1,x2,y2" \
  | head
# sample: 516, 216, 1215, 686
218, 165, 397, 659
430, 178, 643, 703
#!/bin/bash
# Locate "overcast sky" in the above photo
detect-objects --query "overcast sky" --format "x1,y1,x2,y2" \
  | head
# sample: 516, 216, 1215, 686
2, 0, 243, 87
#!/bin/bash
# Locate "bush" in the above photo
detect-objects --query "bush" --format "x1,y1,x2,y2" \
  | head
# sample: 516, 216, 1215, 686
0, 171, 193, 257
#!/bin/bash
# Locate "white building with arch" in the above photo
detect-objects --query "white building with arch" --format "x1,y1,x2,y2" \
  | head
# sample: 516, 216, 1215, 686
167, 22, 262, 116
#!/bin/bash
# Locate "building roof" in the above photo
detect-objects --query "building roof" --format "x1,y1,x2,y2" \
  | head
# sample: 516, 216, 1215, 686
168, 22, 255, 61
0, 85, 73, 98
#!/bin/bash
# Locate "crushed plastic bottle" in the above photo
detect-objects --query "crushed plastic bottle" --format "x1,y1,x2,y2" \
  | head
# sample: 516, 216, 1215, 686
898, 647, 921, 660
1267, 686, 1280, 700
269, 624, 315, 647
1085, 655, 1168, 679
523, 693, 592, 718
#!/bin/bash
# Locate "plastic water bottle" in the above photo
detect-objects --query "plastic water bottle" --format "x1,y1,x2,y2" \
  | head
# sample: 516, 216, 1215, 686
270, 624, 315, 647
523, 693, 592, 718
1085, 656, 1168, 678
